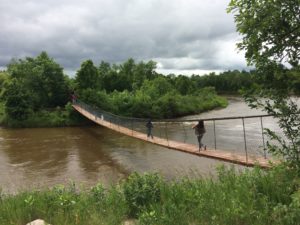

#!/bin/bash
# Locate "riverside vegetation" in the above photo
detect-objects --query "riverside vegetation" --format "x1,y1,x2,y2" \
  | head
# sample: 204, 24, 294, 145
1, 165, 300, 225
1, 1, 300, 224
0, 52, 267, 127
0, 52, 299, 127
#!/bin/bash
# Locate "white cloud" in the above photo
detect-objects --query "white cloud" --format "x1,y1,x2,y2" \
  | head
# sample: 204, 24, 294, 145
0, 0, 249, 75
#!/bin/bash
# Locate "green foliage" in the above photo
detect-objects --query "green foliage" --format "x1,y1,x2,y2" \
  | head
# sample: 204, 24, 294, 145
1, 53, 264, 126
174, 75, 196, 95
122, 172, 162, 217
3, 78, 33, 120
80, 86, 227, 119
90, 183, 105, 204
245, 94, 300, 170
97, 59, 158, 93
1, 52, 250, 126
0, 167, 300, 225
79, 88, 117, 113
1, 103, 88, 128
137, 166, 300, 225
140, 77, 174, 99
2, 51, 298, 128
75, 60, 99, 90
0, 102, 5, 124
227, 0, 299, 67
191, 70, 254, 94
288, 67, 300, 95
132, 60, 157, 87
228, 0, 300, 170
0, 71, 9, 98
5, 52, 69, 112
77, 69, 229, 119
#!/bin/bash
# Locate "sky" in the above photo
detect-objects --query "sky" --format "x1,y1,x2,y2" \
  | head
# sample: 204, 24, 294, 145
0, 0, 249, 76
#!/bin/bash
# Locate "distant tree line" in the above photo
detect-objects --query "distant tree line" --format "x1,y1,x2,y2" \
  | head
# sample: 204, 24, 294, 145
0, 52, 299, 123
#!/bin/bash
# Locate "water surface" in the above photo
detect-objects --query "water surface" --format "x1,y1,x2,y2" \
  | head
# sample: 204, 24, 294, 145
0, 97, 289, 192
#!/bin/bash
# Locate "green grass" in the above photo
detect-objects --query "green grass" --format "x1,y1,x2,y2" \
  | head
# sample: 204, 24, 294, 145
1, 165, 300, 225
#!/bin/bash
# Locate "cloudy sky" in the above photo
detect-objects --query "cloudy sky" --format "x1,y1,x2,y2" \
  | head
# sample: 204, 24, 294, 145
0, 0, 249, 76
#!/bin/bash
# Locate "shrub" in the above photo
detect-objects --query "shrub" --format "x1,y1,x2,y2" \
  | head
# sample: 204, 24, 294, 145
122, 172, 162, 217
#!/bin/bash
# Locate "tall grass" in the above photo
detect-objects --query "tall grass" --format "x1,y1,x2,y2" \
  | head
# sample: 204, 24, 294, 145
0, 165, 299, 225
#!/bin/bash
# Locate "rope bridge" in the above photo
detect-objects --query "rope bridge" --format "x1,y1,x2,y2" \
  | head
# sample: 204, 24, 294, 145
73, 100, 278, 168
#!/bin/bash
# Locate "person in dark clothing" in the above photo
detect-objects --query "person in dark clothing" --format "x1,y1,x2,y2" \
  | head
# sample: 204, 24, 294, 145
192, 120, 206, 151
71, 91, 77, 103
146, 119, 154, 139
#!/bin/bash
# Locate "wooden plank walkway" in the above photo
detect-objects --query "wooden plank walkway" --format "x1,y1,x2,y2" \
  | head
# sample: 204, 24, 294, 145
73, 104, 274, 168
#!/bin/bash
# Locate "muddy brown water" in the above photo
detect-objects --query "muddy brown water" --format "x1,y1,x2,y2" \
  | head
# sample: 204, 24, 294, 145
0, 97, 294, 193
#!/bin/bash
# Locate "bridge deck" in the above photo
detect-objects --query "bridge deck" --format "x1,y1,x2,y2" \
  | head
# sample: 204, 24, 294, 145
73, 104, 273, 168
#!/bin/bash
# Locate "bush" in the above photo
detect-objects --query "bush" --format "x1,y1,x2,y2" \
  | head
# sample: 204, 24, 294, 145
122, 172, 162, 217
0, 167, 300, 224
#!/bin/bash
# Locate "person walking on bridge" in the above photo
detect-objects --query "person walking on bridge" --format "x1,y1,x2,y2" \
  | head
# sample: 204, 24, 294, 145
146, 119, 154, 139
71, 91, 77, 103
192, 120, 206, 151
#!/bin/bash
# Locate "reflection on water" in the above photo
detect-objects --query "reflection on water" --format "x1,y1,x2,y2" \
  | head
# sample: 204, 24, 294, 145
1, 97, 293, 193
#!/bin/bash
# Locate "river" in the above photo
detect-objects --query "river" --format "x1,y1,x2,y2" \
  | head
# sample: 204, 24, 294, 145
0, 97, 289, 193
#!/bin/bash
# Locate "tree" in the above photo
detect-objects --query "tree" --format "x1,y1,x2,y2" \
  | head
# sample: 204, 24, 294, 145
120, 58, 135, 83
174, 75, 195, 95
140, 77, 175, 99
98, 61, 111, 90
3, 78, 32, 120
228, 0, 299, 68
132, 60, 157, 88
75, 60, 99, 90
6, 52, 69, 109
34, 52, 69, 107
228, 0, 300, 169
0, 71, 9, 98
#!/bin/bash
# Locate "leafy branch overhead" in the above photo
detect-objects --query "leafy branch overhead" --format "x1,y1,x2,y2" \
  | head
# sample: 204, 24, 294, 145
228, 0, 300, 68
229, 0, 300, 170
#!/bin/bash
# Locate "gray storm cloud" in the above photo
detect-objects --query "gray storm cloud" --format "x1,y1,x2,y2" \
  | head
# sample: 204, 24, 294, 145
0, 0, 248, 74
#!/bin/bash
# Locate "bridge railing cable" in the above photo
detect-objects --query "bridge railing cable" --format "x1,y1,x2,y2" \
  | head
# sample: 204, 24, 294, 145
74, 100, 283, 162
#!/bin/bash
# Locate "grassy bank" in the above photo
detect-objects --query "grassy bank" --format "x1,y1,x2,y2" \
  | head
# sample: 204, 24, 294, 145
0, 103, 89, 128
0, 92, 228, 128
0, 165, 299, 225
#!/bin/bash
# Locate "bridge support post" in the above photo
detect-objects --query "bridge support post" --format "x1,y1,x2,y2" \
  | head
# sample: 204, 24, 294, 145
165, 123, 169, 147
242, 118, 248, 163
182, 122, 187, 143
158, 122, 162, 138
260, 117, 267, 159
213, 120, 217, 150
117, 118, 120, 131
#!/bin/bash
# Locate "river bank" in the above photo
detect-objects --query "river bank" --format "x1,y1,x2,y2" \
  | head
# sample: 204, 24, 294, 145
1, 97, 299, 225
0, 93, 228, 128
1, 166, 299, 225
0, 103, 90, 128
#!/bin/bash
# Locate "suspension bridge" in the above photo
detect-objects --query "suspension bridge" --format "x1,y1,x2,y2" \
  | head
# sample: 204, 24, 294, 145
73, 100, 277, 168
